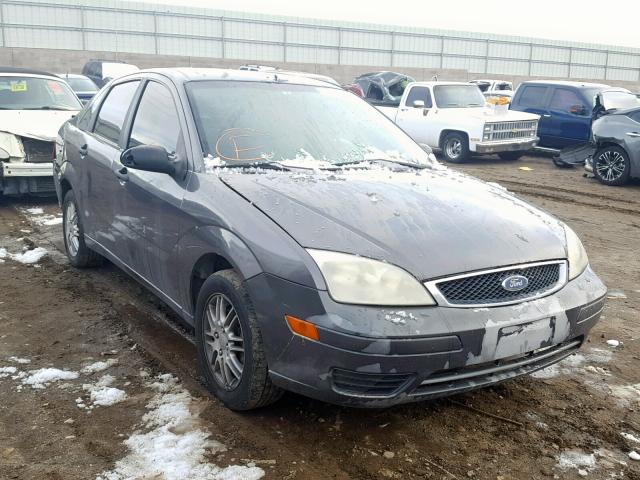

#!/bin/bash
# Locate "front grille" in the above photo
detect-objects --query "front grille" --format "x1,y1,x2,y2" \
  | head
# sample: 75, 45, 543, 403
331, 368, 414, 398
23, 138, 55, 163
485, 120, 537, 141
435, 262, 562, 306
411, 338, 581, 397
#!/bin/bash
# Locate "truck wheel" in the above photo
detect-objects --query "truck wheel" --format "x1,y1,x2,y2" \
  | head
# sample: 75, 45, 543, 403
593, 146, 630, 186
498, 152, 524, 161
62, 190, 103, 268
195, 269, 283, 410
442, 133, 470, 163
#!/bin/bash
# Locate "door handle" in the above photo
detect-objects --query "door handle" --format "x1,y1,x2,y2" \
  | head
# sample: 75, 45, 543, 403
78, 144, 88, 156
114, 166, 129, 182
626, 132, 640, 137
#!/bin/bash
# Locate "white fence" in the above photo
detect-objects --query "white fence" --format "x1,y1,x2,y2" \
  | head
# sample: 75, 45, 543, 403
1, 0, 639, 82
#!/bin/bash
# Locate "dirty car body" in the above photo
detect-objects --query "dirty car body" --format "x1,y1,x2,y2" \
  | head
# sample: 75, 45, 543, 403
56, 68, 606, 408
0, 68, 81, 196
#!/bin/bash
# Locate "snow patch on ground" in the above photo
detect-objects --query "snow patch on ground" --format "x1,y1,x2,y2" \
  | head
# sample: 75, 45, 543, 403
21, 368, 79, 389
531, 349, 612, 379
0, 366, 18, 378
557, 450, 596, 473
8, 356, 31, 364
25, 207, 44, 215
606, 339, 621, 347
81, 359, 118, 374
621, 432, 640, 444
7, 247, 48, 264
608, 384, 640, 407
97, 374, 265, 480
90, 387, 128, 407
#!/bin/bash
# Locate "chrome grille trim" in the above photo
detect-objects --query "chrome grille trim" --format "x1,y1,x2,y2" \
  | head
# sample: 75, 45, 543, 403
484, 120, 538, 142
424, 260, 568, 308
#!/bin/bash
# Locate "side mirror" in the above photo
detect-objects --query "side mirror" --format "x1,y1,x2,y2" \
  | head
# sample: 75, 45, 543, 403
0, 147, 10, 161
570, 104, 587, 115
412, 100, 426, 108
121, 145, 175, 175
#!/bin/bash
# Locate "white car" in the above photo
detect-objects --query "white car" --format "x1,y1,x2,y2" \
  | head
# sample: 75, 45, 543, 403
377, 82, 539, 162
0, 68, 82, 195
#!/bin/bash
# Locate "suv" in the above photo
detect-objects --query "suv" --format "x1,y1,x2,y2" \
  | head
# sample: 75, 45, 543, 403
81, 60, 139, 88
510, 81, 610, 150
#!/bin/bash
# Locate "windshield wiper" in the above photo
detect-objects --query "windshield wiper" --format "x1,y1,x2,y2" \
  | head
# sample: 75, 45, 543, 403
334, 158, 427, 169
214, 160, 290, 171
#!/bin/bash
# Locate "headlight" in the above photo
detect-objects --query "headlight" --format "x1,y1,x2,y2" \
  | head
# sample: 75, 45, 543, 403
564, 225, 588, 280
307, 249, 436, 306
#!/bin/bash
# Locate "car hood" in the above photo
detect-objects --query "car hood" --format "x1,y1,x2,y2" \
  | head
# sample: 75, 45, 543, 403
218, 165, 567, 280
0, 110, 79, 141
436, 107, 538, 122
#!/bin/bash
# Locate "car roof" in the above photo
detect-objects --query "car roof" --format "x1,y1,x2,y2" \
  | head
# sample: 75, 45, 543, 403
123, 67, 342, 89
520, 80, 609, 89
0, 66, 57, 77
410, 81, 475, 87
57, 73, 89, 78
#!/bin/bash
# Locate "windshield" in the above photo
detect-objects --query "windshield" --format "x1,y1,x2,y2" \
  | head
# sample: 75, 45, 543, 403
66, 76, 98, 92
434, 85, 486, 108
186, 80, 433, 168
0, 76, 81, 110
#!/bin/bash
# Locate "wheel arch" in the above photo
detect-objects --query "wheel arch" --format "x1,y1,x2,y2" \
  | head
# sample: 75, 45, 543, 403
439, 129, 469, 149
190, 252, 235, 316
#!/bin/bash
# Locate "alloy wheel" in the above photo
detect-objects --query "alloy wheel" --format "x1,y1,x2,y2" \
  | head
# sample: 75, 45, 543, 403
596, 150, 626, 182
446, 139, 462, 159
65, 201, 80, 257
203, 293, 245, 390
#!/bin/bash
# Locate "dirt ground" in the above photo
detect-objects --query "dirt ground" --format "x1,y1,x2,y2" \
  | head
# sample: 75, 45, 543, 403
0, 154, 639, 480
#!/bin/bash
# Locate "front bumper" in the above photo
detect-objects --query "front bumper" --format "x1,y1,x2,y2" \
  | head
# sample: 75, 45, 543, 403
1, 162, 55, 195
247, 266, 606, 407
474, 137, 538, 154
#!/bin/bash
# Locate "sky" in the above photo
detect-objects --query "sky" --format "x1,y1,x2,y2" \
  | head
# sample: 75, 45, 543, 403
138, 0, 640, 49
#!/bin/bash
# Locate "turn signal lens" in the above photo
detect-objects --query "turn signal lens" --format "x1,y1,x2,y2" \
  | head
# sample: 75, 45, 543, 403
285, 315, 320, 341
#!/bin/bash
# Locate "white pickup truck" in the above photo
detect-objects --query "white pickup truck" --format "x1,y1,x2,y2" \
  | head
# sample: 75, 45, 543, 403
377, 82, 540, 162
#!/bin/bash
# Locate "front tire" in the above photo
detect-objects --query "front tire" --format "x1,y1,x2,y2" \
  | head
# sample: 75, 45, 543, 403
441, 132, 470, 163
62, 190, 103, 268
593, 146, 630, 186
195, 269, 283, 410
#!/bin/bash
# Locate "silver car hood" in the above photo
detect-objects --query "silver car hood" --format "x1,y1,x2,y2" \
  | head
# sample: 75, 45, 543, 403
219, 166, 567, 280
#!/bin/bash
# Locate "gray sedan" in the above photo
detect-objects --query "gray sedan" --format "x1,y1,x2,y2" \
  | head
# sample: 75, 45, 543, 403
55, 68, 607, 410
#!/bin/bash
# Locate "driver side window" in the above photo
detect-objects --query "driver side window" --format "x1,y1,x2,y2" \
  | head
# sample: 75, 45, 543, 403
128, 81, 182, 155
405, 86, 433, 108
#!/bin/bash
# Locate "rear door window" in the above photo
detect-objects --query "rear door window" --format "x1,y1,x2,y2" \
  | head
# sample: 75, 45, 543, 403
93, 81, 139, 144
518, 86, 548, 108
405, 86, 433, 108
128, 81, 182, 154
549, 88, 586, 113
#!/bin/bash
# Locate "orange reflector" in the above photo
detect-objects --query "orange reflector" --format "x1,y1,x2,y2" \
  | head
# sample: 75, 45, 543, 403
285, 315, 320, 341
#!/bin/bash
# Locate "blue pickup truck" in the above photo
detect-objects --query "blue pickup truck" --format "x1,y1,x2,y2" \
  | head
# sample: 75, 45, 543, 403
510, 81, 610, 150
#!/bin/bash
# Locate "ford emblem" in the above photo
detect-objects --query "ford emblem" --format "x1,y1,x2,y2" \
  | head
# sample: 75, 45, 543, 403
501, 275, 529, 292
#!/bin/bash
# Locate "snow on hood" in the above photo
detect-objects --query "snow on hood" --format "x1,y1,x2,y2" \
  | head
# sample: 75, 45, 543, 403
215, 163, 567, 280
0, 110, 78, 141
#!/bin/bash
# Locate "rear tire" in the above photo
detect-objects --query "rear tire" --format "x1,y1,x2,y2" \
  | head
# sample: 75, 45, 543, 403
62, 190, 103, 268
498, 151, 524, 161
441, 132, 470, 163
195, 269, 283, 410
593, 145, 630, 186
